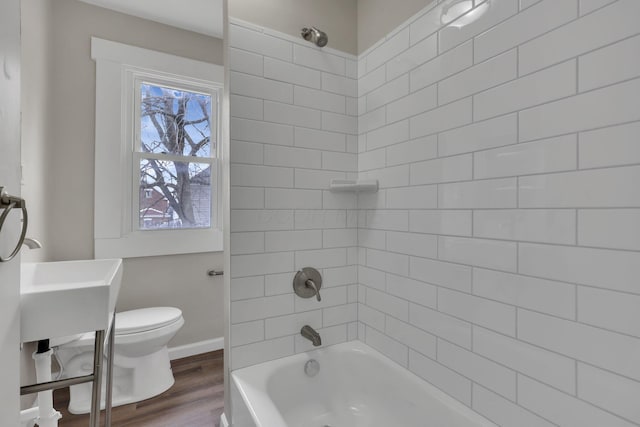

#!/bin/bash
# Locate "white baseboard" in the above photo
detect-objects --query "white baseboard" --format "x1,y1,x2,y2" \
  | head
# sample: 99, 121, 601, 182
168, 337, 224, 360
220, 412, 230, 427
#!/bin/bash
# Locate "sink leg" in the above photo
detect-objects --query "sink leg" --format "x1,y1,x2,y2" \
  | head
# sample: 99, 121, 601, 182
105, 314, 115, 427
90, 330, 105, 427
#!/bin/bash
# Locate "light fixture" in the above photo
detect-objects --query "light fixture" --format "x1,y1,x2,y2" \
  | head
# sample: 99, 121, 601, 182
441, 0, 490, 28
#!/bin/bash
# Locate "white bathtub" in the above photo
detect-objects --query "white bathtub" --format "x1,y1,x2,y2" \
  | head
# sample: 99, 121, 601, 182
231, 341, 496, 427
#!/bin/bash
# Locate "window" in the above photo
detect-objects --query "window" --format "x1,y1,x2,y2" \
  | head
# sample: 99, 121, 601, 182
92, 38, 224, 258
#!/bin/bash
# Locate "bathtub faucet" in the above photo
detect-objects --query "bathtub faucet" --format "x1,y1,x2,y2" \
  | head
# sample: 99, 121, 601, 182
301, 325, 322, 347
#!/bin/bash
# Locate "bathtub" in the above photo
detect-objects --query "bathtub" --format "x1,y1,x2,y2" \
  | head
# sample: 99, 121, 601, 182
231, 341, 496, 427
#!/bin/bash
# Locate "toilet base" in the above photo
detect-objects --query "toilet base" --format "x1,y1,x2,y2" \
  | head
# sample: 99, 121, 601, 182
65, 347, 175, 414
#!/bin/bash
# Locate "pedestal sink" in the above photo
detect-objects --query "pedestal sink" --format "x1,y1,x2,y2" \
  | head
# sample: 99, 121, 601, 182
20, 259, 123, 343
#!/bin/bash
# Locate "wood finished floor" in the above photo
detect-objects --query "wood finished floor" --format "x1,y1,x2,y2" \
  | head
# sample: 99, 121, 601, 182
54, 350, 224, 427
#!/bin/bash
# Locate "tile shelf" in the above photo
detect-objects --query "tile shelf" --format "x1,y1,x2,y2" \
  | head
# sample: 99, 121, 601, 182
329, 179, 379, 193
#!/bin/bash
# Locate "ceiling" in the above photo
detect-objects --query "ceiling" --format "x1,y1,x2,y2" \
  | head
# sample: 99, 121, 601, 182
76, 0, 224, 38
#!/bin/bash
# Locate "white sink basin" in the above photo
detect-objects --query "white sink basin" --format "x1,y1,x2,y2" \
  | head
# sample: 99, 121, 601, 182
20, 259, 123, 343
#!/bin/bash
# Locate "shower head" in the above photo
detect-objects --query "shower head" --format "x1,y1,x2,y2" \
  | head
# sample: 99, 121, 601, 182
301, 27, 328, 47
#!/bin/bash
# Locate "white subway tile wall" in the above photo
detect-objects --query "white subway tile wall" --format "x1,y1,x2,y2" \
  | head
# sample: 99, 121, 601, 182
356, 0, 640, 425
230, 20, 358, 370
230, 0, 640, 424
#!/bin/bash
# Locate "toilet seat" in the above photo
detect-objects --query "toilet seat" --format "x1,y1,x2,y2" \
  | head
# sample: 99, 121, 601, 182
115, 307, 182, 335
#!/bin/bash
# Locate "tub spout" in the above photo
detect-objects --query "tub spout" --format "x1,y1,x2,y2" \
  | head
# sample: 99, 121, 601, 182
301, 325, 322, 347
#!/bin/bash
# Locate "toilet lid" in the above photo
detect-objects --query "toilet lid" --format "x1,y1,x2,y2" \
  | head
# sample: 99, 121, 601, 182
116, 307, 183, 335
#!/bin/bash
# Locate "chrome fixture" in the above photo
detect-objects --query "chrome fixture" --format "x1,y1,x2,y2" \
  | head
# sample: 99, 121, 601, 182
293, 267, 322, 301
301, 27, 328, 47
0, 186, 29, 262
304, 359, 320, 377
207, 269, 224, 277
23, 237, 42, 250
301, 325, 322, 347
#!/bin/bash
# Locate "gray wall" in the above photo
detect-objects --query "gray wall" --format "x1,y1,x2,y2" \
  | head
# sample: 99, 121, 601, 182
357, 0, 435, 53
229, 0, 358, 55
20, 0, 225, 349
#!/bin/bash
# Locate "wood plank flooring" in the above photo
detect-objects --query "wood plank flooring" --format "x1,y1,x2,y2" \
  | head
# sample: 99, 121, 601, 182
54, 350, 224, 427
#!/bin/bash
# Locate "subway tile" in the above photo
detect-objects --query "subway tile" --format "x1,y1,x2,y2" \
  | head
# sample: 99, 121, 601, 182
231, 276, 264, 301
366, 75, 409, 112
346, 97, 358, 116
409, 3, 447, 45
410, 256, 472, 293
264, 101, 321, 129
366, 210, 409, 231
410, 98, 472, 139
359, 106, 386, 134
473, 268, 576, 319
366, 326, 409, 367
230, 140, 264, 165
359, 265, 386, 291
409, 210, 472, 237
264, 57, 321, 88
366, 27, 410, 73
578, 209, 640, 251
386, 136, 438, 166
358, 303, 385, 331
437, 340, 516, 400
579, 121, 640, 169
265, 310, 322, 339
322, 112, 357, 134
295, 210, 346, 230
231, 336, 294, 370
438, 236, 517, 272
264, 145, 321, 169
519, 166, 640, 208
264, 230, 322, 252
410, 41, 473, 92
474, 135, 577, 179
229, 48, 263, 76
438, 289, 516, 336
358, 190, 387, 210
366, 248, 409, 276
439, 178, 517, 209
579, 34, 640, 92
578, 363, 640, 425
230, 164, 293, 188
294, 127, 346, 152
578, 287, 640, 338
294, 169, 345, 189
294, 86, 345, 114
519, 243, 640, 294
518, 309, 640, 381
346, 59, 357, 79
322, 151, 357, 172
386, 185, 438, 209
475, 0, 578, 63
231, 320, 264, 346
409, 350, 472, 406
386, 317, 437, 358
230, 95, 263, 121
323, 265, 358, 287
231, 294, 294, 324
293, 44, 346, 75
323, 303, 357, 327
264, 272, 295, 296
519, 0, 640, 75
231, 252, 294, 278
579, 0, 616, 15
438, 50, 517, 105
230, 71, 293, 103
474, 326, 576, 393
520, 78, 640, 141
386, 34, 438, 81
321, 73, 357, 97
231, 210, 293, 232
231, 117, 293, 146
359, 148, 386, 171
295, 248, 347, 270
323, 228, 357, 248
386, 231, 438, 259
473, 209, 576, 244
409, 303, 472, 349
358, 64, 386, 96
358, 228, 386, 250
366, 287, 409, 321
366, 121, 410, 151
386, 274, 437, 309
518, 375, 637, 427
231, 232, 265, 255
472, 385, 556, 427
474, 60, 576, 121
230, 24, 292, 61
438, 114, 518, 157
410, 154, 472, 185
439, 0, 519, 53
230, 187, 264, 209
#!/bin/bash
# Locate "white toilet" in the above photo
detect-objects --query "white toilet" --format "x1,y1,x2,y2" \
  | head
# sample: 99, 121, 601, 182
52, 307, 184, 414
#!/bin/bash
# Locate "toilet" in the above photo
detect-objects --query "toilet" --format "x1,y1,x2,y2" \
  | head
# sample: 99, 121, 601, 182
52, 307, 184, 414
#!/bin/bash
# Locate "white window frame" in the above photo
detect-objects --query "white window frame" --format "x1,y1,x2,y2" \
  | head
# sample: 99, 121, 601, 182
92, 37, 224, 258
